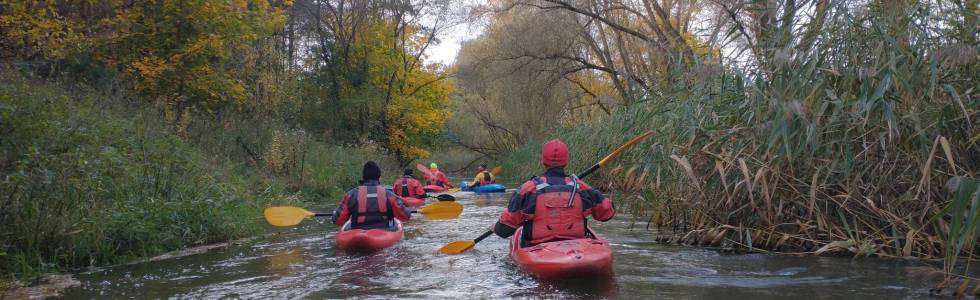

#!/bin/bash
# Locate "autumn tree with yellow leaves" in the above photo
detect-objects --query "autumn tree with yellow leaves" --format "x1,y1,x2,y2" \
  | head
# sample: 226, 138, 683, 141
1, 0, 459, 164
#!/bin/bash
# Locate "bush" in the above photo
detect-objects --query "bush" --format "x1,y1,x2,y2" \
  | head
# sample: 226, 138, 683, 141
0, 78, 279, 279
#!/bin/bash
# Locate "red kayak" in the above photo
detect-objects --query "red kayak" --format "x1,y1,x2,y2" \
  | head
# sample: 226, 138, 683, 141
423, 185, 445, 193
509, 227, 613, 280
336, 220, 403, 253
401, 197, 424, 207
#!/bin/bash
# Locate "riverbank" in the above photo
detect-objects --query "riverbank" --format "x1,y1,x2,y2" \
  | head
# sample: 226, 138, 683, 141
497, 94, 977, 268
0, 77, 396, 282
495, 56, 977, 281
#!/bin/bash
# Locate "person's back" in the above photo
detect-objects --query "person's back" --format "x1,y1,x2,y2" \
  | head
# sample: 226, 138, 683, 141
426, 163, 452, 187
490, 139, 614, 247
469, 164, 495, 188
393, 168, 424, 198
333, 161, 411, 230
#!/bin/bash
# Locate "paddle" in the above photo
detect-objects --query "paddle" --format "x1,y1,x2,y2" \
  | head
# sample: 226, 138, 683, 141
491, 165, 503, 176
438, 131, 655, 254
265, 196, 463, 227
416, 163, 433, 180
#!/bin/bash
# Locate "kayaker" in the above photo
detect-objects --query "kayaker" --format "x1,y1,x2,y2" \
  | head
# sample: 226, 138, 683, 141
490, 139, 615, 247
332, 161, 411, 229
426, 162, 454, 188
393, 168, 425, 199
467, 163, 495, 188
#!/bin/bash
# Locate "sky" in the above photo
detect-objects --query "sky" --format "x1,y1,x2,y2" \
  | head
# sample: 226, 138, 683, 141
423, 2, 487, 66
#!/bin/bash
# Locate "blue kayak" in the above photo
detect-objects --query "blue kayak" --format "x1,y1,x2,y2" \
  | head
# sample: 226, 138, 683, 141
459, 181, 507, 193
474, 184, 506, 193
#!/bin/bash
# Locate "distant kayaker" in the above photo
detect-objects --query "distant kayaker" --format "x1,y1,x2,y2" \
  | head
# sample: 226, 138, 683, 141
426, 162, 453, 188
467, 163, 495, 188
393, 168, 425, 199
332, 161, 412, 229
490, 139, 615, 247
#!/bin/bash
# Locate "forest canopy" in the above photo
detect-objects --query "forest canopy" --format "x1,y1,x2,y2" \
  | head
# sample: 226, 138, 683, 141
0, 0, 461, 163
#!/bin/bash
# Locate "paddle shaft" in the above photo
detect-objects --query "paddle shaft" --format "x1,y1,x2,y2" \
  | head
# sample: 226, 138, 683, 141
465, 131, 654, 248
469, 155, 606, 245
314, 210, 427, 218
474, 230, 494, 243
317, 194, 449, 215
311, 194, 452, 217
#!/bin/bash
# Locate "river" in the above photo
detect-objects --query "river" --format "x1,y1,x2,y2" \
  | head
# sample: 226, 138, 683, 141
60, 191, 936, 299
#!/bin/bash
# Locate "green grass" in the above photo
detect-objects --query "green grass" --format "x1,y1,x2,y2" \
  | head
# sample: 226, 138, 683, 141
0, 79, 261, 278
0, 77, 391, 280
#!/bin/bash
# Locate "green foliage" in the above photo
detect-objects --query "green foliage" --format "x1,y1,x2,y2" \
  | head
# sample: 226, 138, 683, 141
114, 0, 288, 110
297, 19, 453, 163
0, 79, 262, 278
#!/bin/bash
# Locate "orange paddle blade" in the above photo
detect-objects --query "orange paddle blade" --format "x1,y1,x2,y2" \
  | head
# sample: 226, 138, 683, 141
597, 131, 655, 167
264, 207, 315, 227
439, 240, 477, 254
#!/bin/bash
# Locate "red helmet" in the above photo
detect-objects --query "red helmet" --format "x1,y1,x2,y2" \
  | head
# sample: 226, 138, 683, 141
541, 139, 569, 167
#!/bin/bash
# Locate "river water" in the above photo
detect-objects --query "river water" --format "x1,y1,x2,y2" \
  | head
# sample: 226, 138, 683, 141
60, 191, 937, 299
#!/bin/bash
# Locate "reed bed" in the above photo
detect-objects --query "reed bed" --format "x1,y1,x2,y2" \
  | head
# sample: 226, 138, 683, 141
498, 0, 978, 290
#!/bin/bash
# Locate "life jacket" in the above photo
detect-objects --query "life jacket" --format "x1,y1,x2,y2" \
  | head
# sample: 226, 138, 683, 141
525, 176, 586, 245
478, 171, 493, 185
393, 176, 418, 197
347, 185, 393, 228
429, 171, 446, 187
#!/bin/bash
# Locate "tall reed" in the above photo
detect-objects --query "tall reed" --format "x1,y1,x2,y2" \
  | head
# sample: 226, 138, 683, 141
498, 0, 978, 286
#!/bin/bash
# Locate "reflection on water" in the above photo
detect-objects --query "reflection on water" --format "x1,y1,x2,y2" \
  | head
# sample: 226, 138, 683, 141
61, 192, 936, 299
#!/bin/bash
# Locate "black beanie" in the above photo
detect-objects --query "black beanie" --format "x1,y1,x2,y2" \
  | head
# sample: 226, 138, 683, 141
362, 161, 381, 180
404, 168, 413, 176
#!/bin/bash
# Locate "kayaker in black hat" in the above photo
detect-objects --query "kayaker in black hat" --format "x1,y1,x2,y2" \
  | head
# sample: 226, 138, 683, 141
393, 168, 425, 199
332, 161, 411, 229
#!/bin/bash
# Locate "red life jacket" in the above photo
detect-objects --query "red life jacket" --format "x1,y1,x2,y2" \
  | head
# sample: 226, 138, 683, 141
393, 176, 420, 198
428, 171, 446, 187
478, 171, 493, 185
526, 176, 586, 245
348, 185, 392, 228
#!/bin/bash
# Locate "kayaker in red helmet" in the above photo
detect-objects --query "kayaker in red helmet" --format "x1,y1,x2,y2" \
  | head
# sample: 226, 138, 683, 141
491, 139, 615, 246
332, 161, 411, 229
393, 168, 425, 199
426, 162, 454, 188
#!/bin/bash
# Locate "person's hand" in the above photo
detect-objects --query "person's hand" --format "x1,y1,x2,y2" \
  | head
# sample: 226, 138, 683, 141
489, 223, 496, 234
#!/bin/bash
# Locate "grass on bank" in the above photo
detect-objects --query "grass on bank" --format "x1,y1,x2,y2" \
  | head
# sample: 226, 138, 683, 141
0, 77, 391, 281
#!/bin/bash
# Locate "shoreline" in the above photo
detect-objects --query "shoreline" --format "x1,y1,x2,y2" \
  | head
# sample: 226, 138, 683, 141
0, 234, 272, 299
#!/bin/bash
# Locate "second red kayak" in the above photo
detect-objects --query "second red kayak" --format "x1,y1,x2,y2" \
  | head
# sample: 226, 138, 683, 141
401, 197, 424, 207
423, 185, 445, 193
509, 227, 613, 280
336, 220, 403, 253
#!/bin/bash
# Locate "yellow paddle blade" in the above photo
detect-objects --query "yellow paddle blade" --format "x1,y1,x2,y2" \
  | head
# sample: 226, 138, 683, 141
598, 130, 655, 167
490, 165, 503, 176
439, 240, 476, 254
264, 207, 315, 227
416, 201, 464, 220
448, 188, 461, 193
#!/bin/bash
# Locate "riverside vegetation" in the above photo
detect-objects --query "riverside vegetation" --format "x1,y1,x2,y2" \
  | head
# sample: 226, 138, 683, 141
0, 0, 977, 295
0, 0, 456, 283
453, 0, 978, 291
